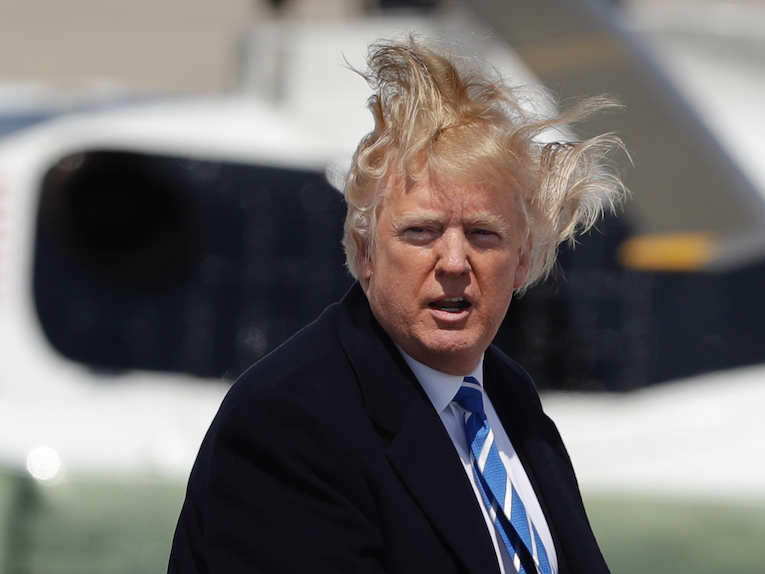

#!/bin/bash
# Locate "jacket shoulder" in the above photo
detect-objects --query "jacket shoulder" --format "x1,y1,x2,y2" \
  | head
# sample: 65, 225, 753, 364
484, 344, 544, 408
219, 301, 349, 413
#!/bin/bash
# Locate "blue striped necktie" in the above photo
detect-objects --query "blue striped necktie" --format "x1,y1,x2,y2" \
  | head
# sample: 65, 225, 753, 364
453, 376, 552, 574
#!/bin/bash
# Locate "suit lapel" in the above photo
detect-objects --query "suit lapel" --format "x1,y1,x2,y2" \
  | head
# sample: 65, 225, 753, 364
336, 285, 500, 574
483, 349, 572, 574
385, 398, 500, 574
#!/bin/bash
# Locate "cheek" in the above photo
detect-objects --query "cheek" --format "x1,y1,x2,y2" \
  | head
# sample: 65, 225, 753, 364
378, 241, 420, 276
484, 256, 521, 305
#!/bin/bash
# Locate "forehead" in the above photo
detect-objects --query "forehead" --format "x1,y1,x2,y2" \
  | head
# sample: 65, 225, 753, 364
383, 171, 520, 221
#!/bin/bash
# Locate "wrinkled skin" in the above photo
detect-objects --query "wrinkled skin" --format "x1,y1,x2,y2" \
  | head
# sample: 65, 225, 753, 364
360, 173, 531, 375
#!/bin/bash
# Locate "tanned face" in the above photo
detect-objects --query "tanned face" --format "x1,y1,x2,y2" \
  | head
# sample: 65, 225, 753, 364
360, 172, 530, 375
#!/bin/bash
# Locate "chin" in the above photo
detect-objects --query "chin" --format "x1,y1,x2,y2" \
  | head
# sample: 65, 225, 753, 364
419, 334, 485, 372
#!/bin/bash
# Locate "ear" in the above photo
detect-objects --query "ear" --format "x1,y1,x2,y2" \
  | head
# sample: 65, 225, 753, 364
359, 262, 372, 292
513, 233, 533, 290
358, 243, 374, 293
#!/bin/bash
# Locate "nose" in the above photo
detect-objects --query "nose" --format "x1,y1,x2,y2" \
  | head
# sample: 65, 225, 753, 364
436, 229, 471, 276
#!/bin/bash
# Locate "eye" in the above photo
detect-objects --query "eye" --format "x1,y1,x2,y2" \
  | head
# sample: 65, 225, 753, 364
402, 227, 438, 245
469, 228, 501, 247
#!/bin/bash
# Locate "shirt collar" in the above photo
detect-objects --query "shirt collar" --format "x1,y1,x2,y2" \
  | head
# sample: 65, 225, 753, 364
396, 344, 484, 414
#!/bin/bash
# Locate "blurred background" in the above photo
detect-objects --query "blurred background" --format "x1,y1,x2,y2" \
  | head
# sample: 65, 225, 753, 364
0, 0, 764, 572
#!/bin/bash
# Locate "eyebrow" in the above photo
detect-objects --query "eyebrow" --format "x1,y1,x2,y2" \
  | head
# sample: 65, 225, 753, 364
466, 214, 512, 233
392, 211, 513, 235
392, 212, 444, 228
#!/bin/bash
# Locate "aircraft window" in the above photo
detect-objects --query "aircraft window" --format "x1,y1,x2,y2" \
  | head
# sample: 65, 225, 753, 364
33, 151, 353, 380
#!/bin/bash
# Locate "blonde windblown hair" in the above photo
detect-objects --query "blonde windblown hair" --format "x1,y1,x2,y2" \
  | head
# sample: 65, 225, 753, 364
343, 37, 627, 292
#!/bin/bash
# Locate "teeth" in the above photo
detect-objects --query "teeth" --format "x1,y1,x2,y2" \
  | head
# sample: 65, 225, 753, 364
442, 297, 465, 302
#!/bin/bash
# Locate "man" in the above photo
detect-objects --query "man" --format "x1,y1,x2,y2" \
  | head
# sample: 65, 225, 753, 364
169, 37, 625, 574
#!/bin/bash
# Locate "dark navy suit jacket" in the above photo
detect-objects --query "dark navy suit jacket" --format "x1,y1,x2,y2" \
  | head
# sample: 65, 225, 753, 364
169, 283, 610, 574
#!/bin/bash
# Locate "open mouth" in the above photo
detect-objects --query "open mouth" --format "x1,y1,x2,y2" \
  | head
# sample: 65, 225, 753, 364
429, 297, 471, 313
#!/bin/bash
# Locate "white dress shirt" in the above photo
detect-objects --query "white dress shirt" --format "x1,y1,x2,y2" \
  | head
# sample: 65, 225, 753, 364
398, 348, 558, 574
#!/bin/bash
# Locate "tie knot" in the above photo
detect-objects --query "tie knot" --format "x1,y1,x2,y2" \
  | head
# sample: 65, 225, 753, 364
453, 376, 484, 414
